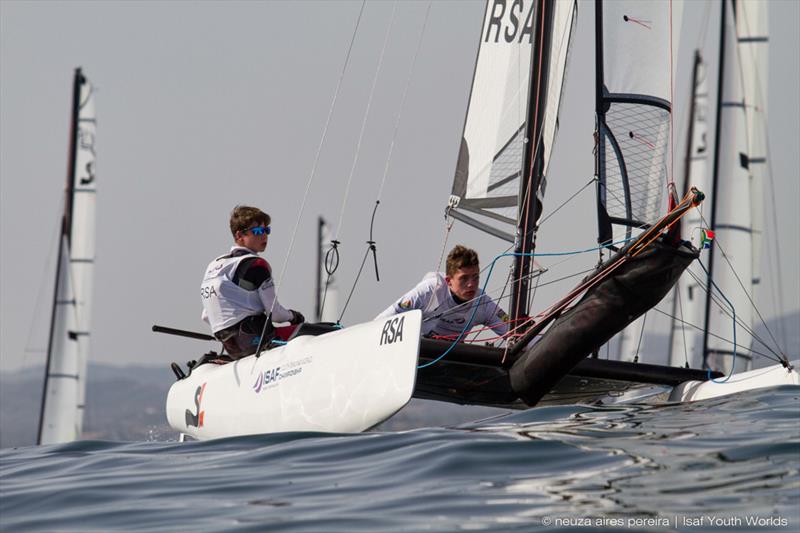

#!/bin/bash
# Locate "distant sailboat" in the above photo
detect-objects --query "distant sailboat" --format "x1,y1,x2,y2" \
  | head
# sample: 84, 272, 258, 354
37, 68, 97, 445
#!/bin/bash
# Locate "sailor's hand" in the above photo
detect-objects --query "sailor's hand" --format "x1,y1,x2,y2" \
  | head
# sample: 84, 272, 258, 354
289, 310, 305, 325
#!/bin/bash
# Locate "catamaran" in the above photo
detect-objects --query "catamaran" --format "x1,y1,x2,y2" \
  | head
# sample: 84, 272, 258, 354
163, 0, 797, 441
37, 68, 97, 445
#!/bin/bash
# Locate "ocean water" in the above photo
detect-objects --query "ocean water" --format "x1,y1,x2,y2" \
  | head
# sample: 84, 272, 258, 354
1, 387, 798, 532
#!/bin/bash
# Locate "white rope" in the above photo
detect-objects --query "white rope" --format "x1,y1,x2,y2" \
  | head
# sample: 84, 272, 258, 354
270, 0, 367, 316
334, 2, 398, 239
375, 1, 432, 202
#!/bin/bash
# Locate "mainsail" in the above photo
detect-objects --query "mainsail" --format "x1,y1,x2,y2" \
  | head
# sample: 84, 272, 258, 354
37, 68, 97, 445
736, 0, 768, 305
668, 51, 710, 368
448, 0, 577, 320
703, 0, 762, 373
594, 0, 681, 247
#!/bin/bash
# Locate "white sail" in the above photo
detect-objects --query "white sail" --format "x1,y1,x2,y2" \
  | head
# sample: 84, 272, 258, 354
598, 0, 681, 362
39, 242, 82, 443
705, 4, 753, 373
450, 0, 577, 241
38, 69, 97, 444
596, 0, 682, 246
735, 0, 768, 293
669, 52, 710, 368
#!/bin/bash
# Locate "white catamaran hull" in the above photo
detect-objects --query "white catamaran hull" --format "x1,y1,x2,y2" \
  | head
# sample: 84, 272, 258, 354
669, 361, 800, 403
166, 310, 421, 440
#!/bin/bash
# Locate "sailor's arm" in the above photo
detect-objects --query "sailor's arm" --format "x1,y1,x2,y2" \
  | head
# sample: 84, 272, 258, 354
239, 256, 295, 323
258, 279, 294, 323
375, 277, 435, 319
482, 296, 510, 336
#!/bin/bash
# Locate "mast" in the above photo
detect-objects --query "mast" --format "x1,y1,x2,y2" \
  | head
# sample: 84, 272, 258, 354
38, 68, 83, 444
702, 0, 727, 370
703, 0, 757, 372
37, 68, 97, 445
510, 0, 555, 323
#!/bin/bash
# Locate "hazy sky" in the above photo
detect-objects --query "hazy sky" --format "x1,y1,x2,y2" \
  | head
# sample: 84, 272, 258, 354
2, 0, 798, 373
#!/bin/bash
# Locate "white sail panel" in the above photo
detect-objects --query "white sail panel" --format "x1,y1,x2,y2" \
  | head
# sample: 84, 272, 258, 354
539, 0, 578, 203
39, 70, 96, 444
601, 1, 674, 102
596, 0, 682, 244
452, 0, 577, 236
669, 53, 710, 368
706, 5, 753, 373
39, 241, 82, 443
735, 0, 767, 289
70, 77, 97, 435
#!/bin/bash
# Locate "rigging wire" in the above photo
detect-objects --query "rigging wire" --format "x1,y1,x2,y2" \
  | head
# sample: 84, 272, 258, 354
24, 204, 65, 363
319, 1, 396, 321
683, 266, 783, 362
650, 304, 784, 366
759, 108, 789, 352
674, 283, 691, 367
536, 176, 596, 228
631, 311, 647, 363
268, 0, 367, 324
697, 259, 738, 381
698, 211, 785, 357
335, 1, 433, 323
333, 2, 398, 240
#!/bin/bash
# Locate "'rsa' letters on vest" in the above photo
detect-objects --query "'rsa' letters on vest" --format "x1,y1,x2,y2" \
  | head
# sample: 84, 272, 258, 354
200, 285, 218, 299
380, 316, 405, 345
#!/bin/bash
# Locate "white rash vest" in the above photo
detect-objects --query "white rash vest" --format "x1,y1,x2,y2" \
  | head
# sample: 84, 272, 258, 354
376, 272, 509, 338
200, 246, 293, 333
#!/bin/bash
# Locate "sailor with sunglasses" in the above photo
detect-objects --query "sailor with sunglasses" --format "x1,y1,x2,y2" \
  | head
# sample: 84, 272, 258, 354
200, 205, 305, 359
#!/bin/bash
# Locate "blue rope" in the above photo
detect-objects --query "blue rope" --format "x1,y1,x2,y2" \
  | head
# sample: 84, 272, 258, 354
417, 238, 633, 369
697, 259, 737, 383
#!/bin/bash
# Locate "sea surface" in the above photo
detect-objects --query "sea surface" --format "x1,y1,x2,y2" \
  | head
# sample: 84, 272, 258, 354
2, 386, 798, 532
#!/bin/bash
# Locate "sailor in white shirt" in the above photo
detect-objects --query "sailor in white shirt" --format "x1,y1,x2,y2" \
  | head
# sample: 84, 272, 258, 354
201, 206, 304, 359
377, 245, 509, 339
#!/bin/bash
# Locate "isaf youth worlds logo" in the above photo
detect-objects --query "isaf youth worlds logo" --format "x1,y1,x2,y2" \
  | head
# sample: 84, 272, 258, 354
252, 358, 309, 393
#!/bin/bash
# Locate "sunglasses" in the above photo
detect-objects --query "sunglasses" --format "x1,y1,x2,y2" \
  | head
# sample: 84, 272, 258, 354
246, 226, 270, 236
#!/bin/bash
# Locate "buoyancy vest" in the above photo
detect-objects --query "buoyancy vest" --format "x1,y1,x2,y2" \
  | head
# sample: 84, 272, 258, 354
201, 248, 269, 333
